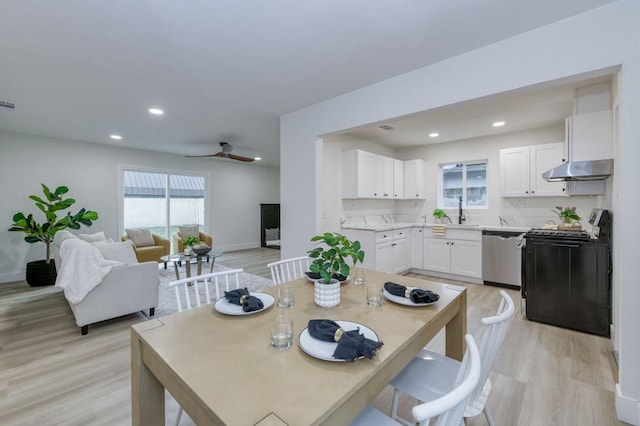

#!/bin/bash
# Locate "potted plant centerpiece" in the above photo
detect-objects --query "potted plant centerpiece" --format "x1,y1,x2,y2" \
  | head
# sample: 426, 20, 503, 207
183, 235, 199, 255
307, 232, 365, 308
8, 184, 99, 286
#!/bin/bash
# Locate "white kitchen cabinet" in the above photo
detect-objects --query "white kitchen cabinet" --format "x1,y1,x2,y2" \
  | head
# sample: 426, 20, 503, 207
411, 227, 424, 269
376, 155, 394, 199
422, 229, 482, 279
393, 160, 404, 199
568, 110, 613, 161
342, 150, 394, 199
341, 227, 410, 274
375, 240, 393, 274
403, 159, 426, 199
499, 142, 567, 197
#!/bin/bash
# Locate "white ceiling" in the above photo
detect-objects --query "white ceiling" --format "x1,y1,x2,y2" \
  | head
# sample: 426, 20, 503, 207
0, 0, 618, 166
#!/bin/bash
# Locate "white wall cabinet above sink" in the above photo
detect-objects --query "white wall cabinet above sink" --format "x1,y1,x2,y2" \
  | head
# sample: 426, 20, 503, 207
499, 142, 568, 197
342, 149, 425, 200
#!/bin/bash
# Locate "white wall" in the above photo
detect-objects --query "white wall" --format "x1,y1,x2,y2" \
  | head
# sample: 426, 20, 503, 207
281, 1, 640, 423
0, 131, 279, 283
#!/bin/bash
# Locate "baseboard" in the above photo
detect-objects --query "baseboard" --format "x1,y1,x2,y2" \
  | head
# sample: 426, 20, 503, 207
0, 270, 25, 284
408, 268, 483, 285
616, 383, 640, 425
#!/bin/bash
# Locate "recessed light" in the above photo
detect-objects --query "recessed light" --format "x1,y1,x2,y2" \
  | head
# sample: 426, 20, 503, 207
149, 108, 164, 115
493, 121, 505, 127
429, 132, 439, 138
110, 134, 122, 140
254, 157, 262, 161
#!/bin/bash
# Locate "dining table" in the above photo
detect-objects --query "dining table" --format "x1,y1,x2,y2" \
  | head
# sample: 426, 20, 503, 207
131, 269, 467, 425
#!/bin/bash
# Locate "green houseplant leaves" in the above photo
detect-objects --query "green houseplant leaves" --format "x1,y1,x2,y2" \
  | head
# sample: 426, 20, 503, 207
307, 232, 365, 284
8, 184, 99, 263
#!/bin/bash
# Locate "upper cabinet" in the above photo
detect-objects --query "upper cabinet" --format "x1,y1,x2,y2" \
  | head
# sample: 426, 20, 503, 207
500, 142, 567, 197
342, 150, 425, 199
568, 110, 613, 161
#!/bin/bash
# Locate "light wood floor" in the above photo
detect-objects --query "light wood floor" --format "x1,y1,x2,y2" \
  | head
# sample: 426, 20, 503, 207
0, 248, 624, 425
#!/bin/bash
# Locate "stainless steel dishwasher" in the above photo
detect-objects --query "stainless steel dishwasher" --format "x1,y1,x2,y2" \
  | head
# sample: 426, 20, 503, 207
482, 230, 524, 287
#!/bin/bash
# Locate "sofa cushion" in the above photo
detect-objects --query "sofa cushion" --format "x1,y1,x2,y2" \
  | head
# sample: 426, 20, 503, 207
79, 231, 106, 243
125, 228, 155, 247
178, 225, 199, 239
93, 240, 138, 265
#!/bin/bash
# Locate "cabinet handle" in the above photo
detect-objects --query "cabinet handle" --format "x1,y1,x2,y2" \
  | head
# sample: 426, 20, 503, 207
384, 193, 389, 196
525, 191, 529, 194
392, 243, 396, 247
562, 188, 566, 192
531, 190, 535, 194
374, 193, 377, 196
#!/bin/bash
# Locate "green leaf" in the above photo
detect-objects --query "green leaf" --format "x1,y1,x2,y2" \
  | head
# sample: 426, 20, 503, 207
54, 186, 69, 196
25, 236, 41, 243
41, 184, 55, 201
29, 195, 47, 204
12, 212, 26, 222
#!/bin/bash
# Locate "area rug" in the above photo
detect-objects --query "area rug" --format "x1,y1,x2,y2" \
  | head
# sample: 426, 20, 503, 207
156, 263, 274, 316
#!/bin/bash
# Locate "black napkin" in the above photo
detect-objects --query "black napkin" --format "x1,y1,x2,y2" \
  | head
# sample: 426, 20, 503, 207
307, 319, 383, 361
384, 282, 439, 304
224, 288, 264, 312
305, 272, 348, 281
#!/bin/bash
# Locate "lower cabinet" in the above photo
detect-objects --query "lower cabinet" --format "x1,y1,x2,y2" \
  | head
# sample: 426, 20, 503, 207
375, 231, 409, 274
411, 227, 424, 269
422, 234, 482, 279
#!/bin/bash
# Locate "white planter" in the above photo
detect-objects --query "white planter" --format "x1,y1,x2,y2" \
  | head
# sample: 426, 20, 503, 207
314, 279, 340, 308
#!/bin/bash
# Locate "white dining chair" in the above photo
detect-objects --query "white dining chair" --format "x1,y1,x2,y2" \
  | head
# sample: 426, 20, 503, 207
167, 268, 244, 312
167, 268, 243, 426
390, 290, 515, 426
350, 334, 482, 426
267, 256, 311, 285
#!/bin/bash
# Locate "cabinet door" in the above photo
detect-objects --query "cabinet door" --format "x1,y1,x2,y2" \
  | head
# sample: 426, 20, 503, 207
423, 238, 450, 273
375, 241, 393, 273
500, 147, 530, 197
393, 160, 404, 199
358, 151, 378, 198
530, 143, 567, 197
404, 159, 425, 199
392, 239, 410, 274
569, 110, 613, 161
450, 240, 482, 278
376, 155, 394, 199
411, 227, 424, 269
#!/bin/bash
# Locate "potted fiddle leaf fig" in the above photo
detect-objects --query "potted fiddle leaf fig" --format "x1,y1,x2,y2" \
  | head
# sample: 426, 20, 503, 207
8, 184, 99, 286
308, 232, 365, 308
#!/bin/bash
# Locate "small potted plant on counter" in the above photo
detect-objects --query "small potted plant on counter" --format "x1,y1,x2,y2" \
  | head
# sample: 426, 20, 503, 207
552, 206, 582, 230
308, 232, 365, 308
432, 208, 446, 223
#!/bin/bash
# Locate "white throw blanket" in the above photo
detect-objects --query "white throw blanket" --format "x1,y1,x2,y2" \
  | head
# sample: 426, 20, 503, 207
55, 238, 123, 304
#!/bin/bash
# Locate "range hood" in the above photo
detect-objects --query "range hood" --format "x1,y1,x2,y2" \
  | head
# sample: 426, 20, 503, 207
542, 159, 613, 181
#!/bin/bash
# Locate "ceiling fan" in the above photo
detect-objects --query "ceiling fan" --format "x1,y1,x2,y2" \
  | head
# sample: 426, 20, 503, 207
185, 142, 255, 162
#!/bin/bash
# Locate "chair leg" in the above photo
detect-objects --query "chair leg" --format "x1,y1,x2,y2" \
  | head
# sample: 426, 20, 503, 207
149, 307, 155, 317
484, 406, 495, 426
390, 388, 400, 420
81, 325, 88, 335
164, 262, 167, 269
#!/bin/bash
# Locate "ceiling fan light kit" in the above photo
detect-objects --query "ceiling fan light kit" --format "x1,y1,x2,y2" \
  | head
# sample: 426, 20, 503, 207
185, 142, 255, 162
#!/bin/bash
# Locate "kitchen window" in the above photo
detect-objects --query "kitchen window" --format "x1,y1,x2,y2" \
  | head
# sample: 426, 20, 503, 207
439, 161, 487, 208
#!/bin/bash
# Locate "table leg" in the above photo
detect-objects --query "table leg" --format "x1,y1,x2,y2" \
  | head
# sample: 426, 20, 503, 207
131, 326, 165, 425
209, 256, 216, 273
445, 289, 467, 362
173, 262, 180, 280
197, 256, 202, 275
186, 259, 191, 278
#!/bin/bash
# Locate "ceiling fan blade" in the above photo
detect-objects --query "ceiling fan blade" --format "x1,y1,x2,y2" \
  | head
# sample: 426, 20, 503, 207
228, 154, 255, 162
185, 151, 225, 158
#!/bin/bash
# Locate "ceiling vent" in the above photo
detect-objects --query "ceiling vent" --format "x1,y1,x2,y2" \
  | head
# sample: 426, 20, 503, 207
379, 124, 395, 131
0, 101, 15, 109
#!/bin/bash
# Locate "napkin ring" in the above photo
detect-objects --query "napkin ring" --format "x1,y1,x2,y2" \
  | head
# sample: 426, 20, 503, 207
404, 289, 412, 299
334, 328, 345, 342
239, 295, 248, 304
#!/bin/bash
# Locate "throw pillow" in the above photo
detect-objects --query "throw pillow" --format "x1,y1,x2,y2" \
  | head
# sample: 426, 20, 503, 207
125, 228, 155, 247
265, 228, 279, 241
93, 240, 138, 265
78, 231, 106, 243
178, 225, 199, 239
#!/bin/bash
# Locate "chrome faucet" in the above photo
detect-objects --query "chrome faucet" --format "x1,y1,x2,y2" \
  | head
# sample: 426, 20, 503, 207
499, 216, 509, 227
458, 196, 465, 225
420, 214, 427, 223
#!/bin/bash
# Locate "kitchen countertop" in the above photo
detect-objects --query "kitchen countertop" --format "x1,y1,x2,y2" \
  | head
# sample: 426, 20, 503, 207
341, 223, 531, 232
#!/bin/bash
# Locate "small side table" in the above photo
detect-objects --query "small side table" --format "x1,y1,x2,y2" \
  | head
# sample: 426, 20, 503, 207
161, 252, 224, 280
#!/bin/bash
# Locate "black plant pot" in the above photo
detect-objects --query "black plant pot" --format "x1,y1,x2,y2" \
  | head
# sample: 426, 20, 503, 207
26, 259, 57, 287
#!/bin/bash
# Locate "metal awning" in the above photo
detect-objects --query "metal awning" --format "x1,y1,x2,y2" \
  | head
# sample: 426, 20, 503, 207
124, 171, 205, 198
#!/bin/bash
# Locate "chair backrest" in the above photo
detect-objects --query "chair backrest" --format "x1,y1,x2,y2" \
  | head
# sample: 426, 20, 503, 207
412, 334, 481, 426
468, 289, 515, 406
168, 269, 243, 312
267, 256, 310, 285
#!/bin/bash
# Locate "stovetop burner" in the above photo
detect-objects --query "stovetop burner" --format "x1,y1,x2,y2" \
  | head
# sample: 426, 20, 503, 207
525, 228, 593, 241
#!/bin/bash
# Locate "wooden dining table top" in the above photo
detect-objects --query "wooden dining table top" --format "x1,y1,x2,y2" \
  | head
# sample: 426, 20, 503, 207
131, 269, 467, 426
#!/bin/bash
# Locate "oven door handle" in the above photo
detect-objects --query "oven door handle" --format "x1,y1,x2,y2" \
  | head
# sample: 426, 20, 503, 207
551, 243, 582, 248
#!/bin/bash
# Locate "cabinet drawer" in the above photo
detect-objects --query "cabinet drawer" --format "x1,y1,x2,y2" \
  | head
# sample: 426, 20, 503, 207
423, 228, 482, 241
392, 229, 409, 240
375, 231, 393, 243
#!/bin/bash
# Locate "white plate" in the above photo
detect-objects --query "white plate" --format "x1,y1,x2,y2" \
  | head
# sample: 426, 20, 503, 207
298, 320, 379, 362
214, 292, 274, 315
382, 288, 439, 307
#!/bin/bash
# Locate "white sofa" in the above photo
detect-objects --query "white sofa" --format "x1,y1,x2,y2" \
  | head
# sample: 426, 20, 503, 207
53, 232, 160, 335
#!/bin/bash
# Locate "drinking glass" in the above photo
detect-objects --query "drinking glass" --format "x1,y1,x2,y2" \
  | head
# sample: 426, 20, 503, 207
353, 267, 366, 285
366, 282, 383, 307
270, 312, 294, 349
277, 283, 295, 308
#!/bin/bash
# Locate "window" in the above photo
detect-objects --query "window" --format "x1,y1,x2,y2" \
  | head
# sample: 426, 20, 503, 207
439, 161, 487, 208
122, 169, 207, 250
